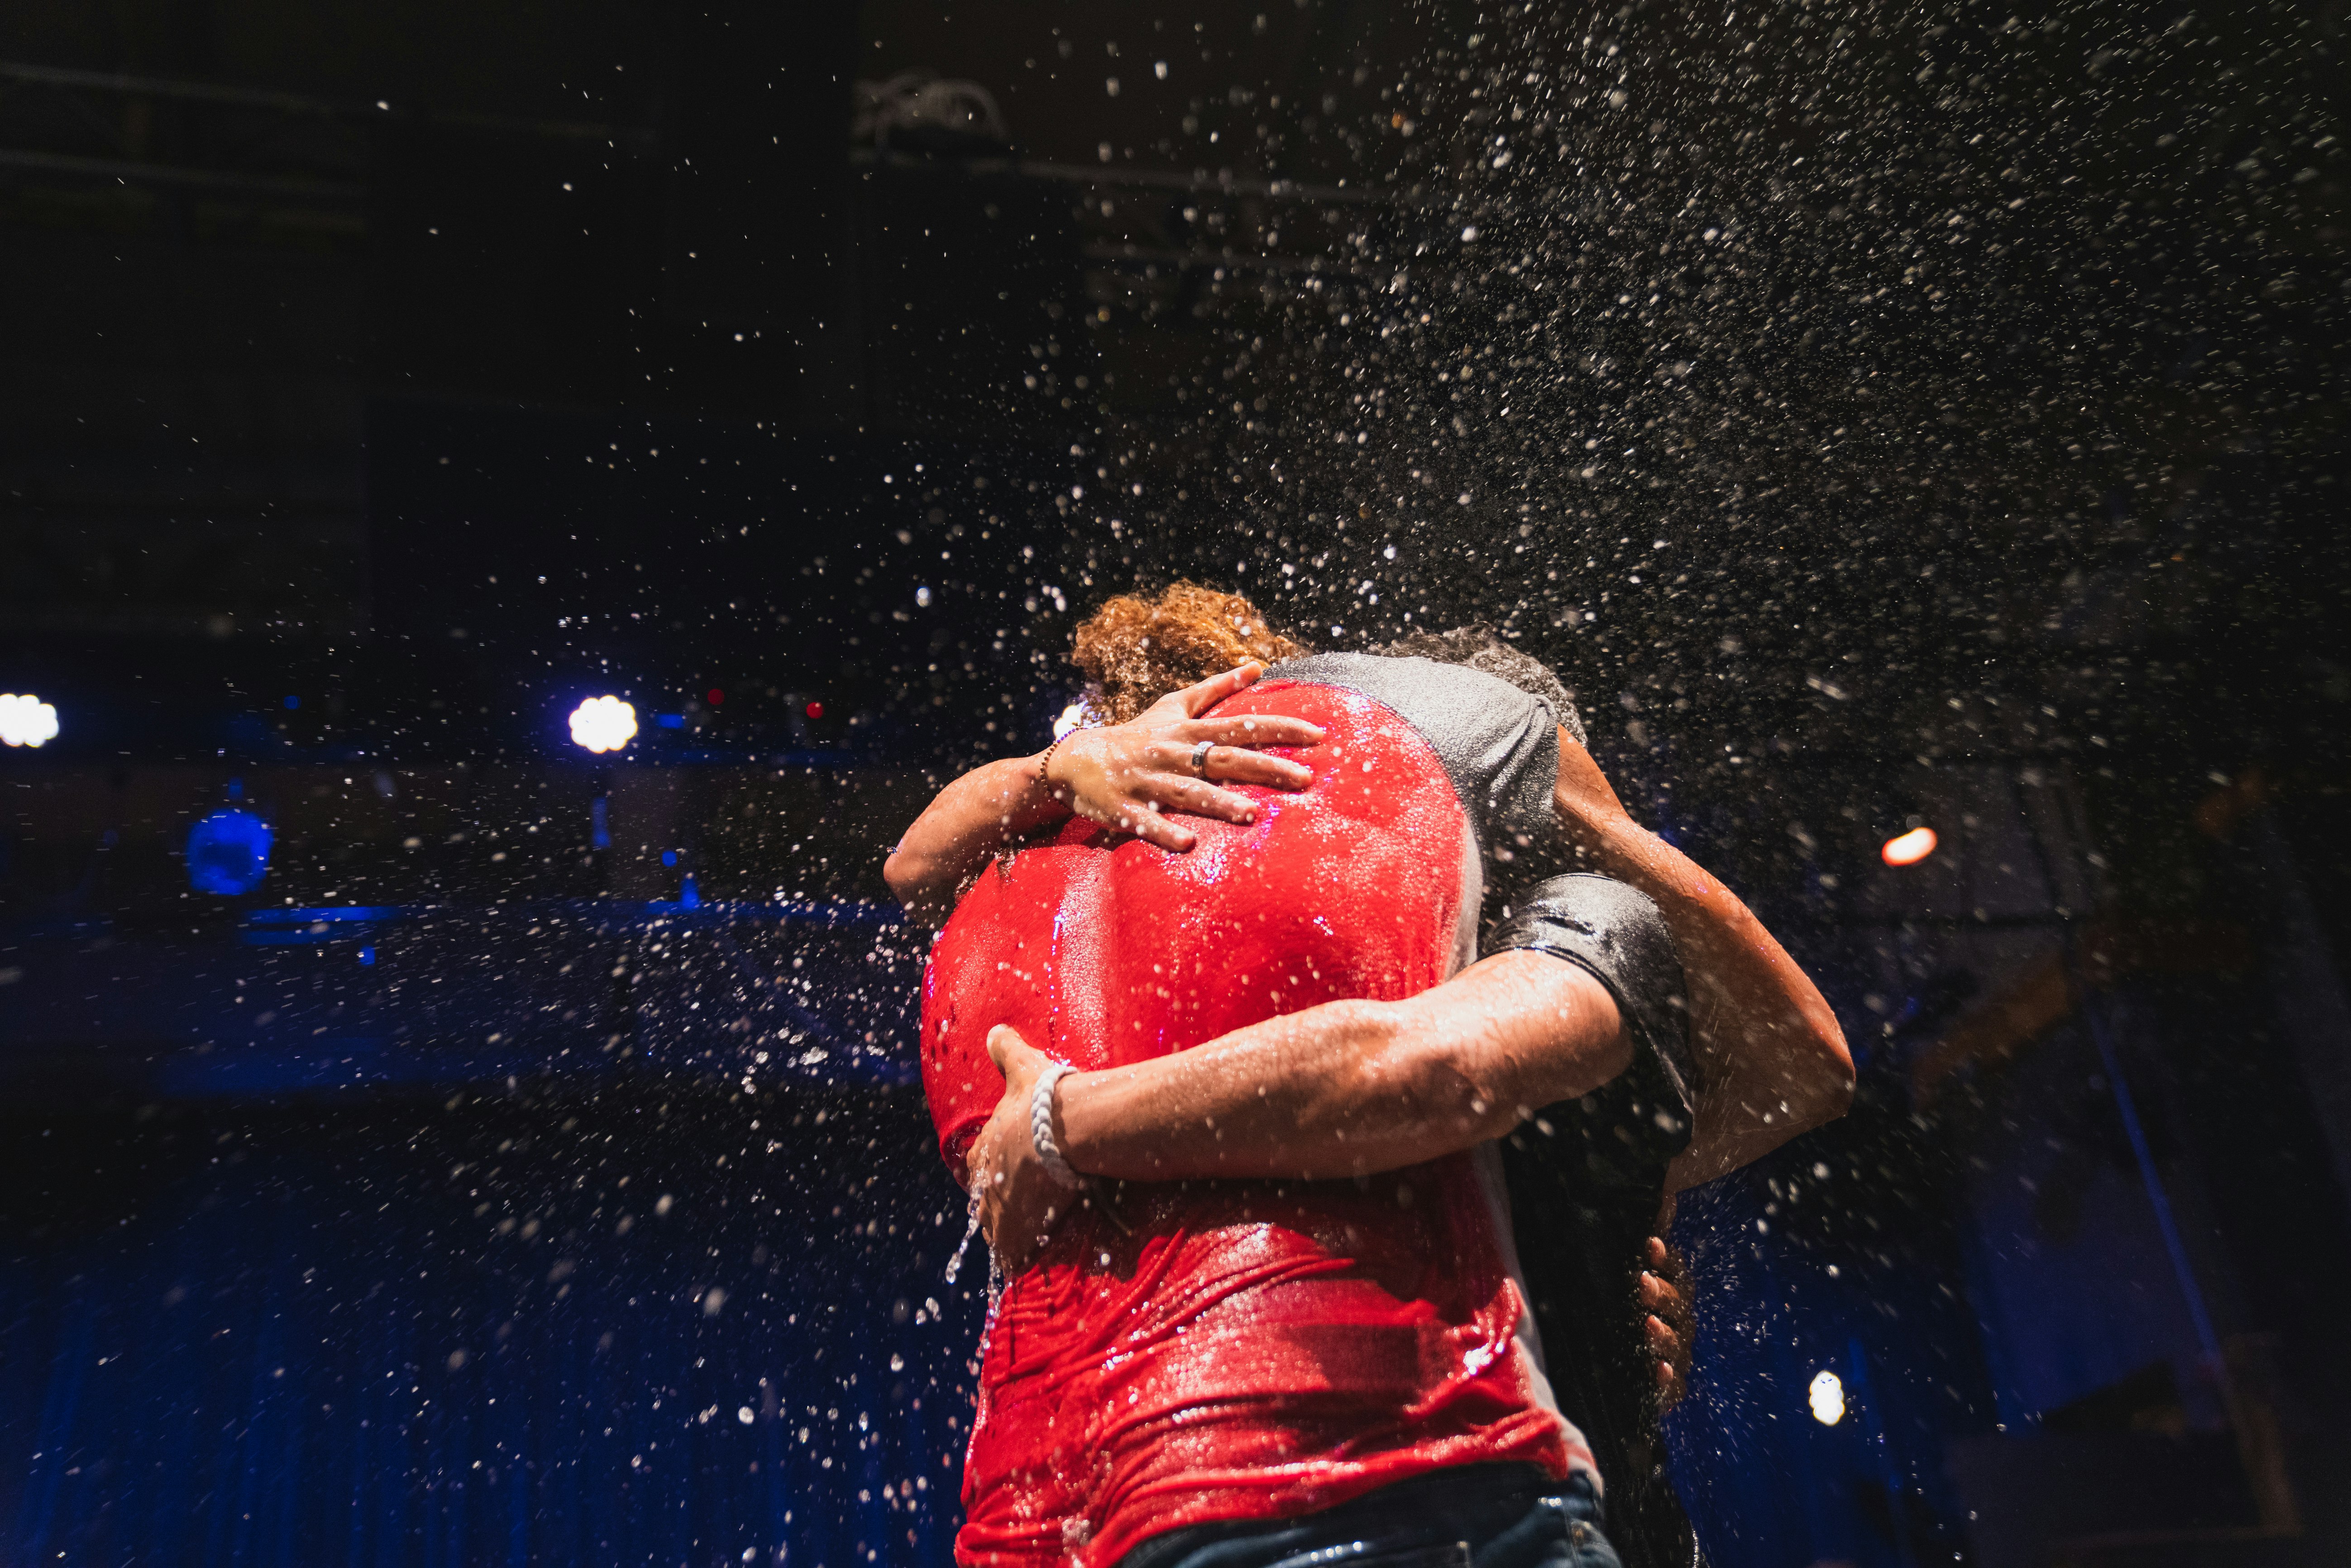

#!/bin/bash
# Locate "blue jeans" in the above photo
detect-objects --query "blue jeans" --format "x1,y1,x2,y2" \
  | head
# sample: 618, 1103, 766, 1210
1115, 1464, 1623, 1568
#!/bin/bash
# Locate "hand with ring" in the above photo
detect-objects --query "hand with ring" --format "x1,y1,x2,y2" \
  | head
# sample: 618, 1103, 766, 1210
1043, 662, 1324, 853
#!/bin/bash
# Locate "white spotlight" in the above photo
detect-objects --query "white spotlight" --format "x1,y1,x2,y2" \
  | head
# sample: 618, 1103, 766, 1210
1809, 1369, 1846, 1426
569, 695, 638, 753
0, 693, 58, 748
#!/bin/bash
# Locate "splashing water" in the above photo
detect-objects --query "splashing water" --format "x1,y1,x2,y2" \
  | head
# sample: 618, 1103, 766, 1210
944, 1183, 1006, 1437
943, 1183, 984, 1285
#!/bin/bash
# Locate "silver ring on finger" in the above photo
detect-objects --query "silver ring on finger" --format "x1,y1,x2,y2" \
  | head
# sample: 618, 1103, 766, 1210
1190, 741, 1214, 774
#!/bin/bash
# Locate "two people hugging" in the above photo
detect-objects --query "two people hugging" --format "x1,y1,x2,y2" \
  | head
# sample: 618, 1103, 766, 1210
884, 583, 1851, 1568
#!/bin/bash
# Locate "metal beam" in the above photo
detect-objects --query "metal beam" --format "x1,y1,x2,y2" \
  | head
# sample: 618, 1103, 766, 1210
0, 146, 363, 203
0, 59, 649, 145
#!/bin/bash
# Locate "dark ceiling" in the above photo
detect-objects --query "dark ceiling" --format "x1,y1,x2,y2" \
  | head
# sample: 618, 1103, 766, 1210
0, 0, 2343, 857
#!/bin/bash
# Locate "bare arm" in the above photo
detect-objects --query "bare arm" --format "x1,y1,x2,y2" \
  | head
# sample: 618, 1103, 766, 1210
967, 951, 1628, 1264
1063, 950, 1628, 1180
881, 753, 1068, 927
1548, 731, 1853, 1190
882, 661, 1324, 926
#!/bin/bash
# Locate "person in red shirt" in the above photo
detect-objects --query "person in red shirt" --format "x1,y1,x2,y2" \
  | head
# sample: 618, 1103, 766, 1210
888, 587, 1850, 1568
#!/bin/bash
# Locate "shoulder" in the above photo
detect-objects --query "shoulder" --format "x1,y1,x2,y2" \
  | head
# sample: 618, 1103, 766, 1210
1265, 652, 1561, 852
1267, 651, 1554, 730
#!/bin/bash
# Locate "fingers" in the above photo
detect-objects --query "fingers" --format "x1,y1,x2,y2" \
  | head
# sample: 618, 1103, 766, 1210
984, 1198, 1056, 1272
1640, 1280, 1689, 1362
1199, 747, 1316, 792
1645, 1311, 1689, 1408
1177, 715, 1326, 751
1141, 770, 1265, 823
977, 1165, 1063, 1273
1121, 806, 1200, 853
1638, 1267, 1684, 1315
1174, 661, 1266, 719
970, 1097, 1043, 1267
1071, 722, 1316, 847
1103, 765, 1289, 844
1163, 723, 1321, 791
1638, 1247, 1692, 1410
985, 1024, 1039, 1076
1140, 741, 1305, 798
1112, 750, 1262, 823
1066, 789, 1200, 852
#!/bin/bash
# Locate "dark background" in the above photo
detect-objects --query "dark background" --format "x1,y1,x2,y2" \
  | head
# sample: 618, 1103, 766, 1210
1, 1, 2346, 1565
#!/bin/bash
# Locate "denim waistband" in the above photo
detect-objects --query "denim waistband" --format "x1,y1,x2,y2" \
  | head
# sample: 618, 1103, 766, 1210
1117, 1464, 1601, 1568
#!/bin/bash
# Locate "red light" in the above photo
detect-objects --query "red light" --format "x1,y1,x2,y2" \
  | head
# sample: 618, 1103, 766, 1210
707, 688, 725, 706
1881, 827, 1938, 867
804, 700, 825, 720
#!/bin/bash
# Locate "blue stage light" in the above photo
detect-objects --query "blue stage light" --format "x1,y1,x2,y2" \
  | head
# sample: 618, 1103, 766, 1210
186, 809, 274, 895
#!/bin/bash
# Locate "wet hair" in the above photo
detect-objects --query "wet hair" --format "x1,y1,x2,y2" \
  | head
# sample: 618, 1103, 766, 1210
1069, 582, 1307, 723
1068, 587, 1582, 741
1373, 625, 1586, 744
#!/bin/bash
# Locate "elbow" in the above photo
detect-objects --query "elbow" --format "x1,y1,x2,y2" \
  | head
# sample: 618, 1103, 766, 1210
882, 844, 936, 910
1809, 1067, 1856, 1134
882, 851, 948, 927
1792, 1022, 1856, 1133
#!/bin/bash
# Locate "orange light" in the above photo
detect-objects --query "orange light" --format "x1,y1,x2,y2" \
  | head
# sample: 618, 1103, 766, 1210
1881, 826, 1938, 867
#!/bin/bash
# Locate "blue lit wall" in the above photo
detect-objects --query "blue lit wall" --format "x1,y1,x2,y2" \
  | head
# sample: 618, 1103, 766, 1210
1, 1089, 988, 1568
0, 891, 968, 1568
10, 809, 2351, 1568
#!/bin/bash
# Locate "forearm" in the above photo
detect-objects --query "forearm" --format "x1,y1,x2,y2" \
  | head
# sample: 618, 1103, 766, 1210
1056, 953, 1628, 1183
883, 754, 1066, 922
1602, 828, 1848, 1189
1551, 742, 1852, 1188
885, 668, 1326, 925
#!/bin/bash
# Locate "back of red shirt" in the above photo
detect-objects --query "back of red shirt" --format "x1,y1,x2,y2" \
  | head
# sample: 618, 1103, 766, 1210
921, 663, 1587, 1567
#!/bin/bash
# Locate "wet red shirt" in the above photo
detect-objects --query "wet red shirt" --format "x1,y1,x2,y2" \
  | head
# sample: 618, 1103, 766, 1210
921, 667, 1588, 1567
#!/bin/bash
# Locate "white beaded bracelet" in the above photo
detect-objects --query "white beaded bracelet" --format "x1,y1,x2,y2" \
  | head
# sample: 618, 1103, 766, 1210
1029, 1061, 1082, 1190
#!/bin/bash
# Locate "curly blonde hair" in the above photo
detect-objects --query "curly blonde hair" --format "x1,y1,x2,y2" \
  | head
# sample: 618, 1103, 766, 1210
1070, 582, 1306, 723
